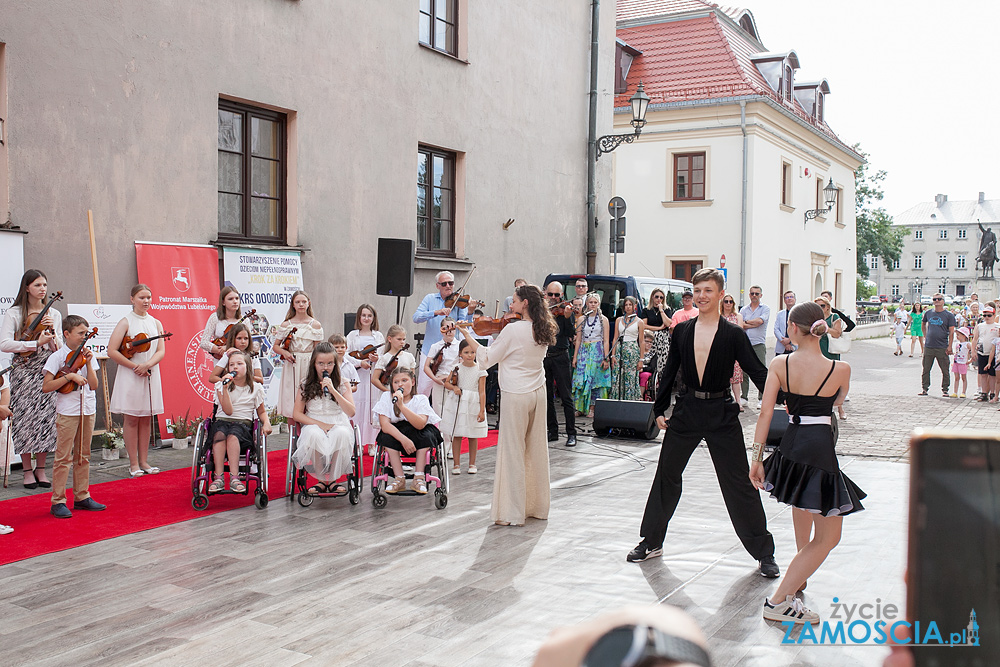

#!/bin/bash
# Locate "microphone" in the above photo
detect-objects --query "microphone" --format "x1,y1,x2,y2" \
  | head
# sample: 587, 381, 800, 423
221, 372, 234, 387
322, 370, 330, 396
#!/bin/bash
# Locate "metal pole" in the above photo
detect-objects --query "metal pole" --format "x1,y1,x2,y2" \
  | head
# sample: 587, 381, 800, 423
586, 0, 600, 274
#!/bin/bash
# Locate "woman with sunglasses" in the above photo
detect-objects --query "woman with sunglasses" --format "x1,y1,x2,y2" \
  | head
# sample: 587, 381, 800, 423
813, 296, 846, 418
641, 289, 672, 394
721, 296, 746, 410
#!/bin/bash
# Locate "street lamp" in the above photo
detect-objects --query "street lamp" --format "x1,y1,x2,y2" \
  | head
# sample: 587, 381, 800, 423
596, 82, 651, 159
804, 178, 839, 228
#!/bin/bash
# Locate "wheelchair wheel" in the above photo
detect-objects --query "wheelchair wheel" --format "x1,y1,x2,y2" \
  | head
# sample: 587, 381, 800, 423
192, 494, 209, 511
297, 491, 314, 507
347, 476, 360, 505
254, 491, 269, 510
434, 489, 448, 510
372, 492, 387, 509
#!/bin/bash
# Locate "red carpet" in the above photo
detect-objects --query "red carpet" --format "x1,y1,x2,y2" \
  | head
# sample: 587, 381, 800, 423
0, 431, 497, 566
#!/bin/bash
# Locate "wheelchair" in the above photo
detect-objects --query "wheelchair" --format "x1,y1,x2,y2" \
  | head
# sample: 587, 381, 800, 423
370, 428, 449, 510
285, 421, 364, 507
190, 410, 269, 511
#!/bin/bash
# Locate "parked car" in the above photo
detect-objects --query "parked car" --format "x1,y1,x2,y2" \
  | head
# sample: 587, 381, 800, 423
878, 294, 888, 303
952, 295, 967, 305
891, 295, 903, 303
542, 273, 693, 322
920, 295, 934, 305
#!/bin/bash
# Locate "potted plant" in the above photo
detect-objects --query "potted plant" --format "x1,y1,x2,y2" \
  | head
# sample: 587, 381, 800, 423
269, 408, 288, 433
100, 425, 125, 460
170, 410, 202, 449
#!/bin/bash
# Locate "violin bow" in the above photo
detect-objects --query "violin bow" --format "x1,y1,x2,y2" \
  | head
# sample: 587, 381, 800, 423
450, 265, 477, 314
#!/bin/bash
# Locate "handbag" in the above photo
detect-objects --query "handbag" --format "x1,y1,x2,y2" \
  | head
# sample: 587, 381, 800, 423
827, 331, 851, 355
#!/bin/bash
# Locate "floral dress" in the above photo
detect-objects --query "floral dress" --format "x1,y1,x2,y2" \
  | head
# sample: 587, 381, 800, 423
572, 315, 611, 412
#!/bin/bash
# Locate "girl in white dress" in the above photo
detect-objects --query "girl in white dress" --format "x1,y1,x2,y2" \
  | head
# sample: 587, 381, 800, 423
108, 284, 166, 477
345, 304, 385, 454
441, 339, 487, 475
273, 290, 324, 421
372, 325, 416, 401
209, 352, 271, 493
208, 324, 264, 386
201, 286, 242, 360
292, 342, 356, 495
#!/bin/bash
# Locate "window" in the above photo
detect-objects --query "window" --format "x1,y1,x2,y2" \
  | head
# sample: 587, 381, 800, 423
914, 229, 923, 239
958, 254, 967, 269
958, 228, 967, 239
869, 255, 879, 270
781, 64, 793, 102
938, 254, 948, 269
891, 284, 900, 296
615, 41, 640, 95
938, 283, 947, 294
815, 178, 824, 212
939, 229, 948, 240
835, 187, 843, 223
674, 153, 705, 201
419, 0, 457, 56
780, 161, 791, 206
218, 101, 286, 243
417, 146, 455, 254
816, 92, 824, 122
671, 261, 703, 282
892, 258, 900, 270
914, 255, 923, 269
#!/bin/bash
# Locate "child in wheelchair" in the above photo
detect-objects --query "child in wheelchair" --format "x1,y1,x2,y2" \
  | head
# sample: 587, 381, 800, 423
291, 342, 356, 495
211, 351, 271, 493
372, 367, 441, 494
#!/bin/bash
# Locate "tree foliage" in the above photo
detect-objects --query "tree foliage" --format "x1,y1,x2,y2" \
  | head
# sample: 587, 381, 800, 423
854, 144, 908, 278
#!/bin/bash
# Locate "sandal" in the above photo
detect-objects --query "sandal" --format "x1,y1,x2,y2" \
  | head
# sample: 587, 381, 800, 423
385, 476, 406, 494
452, 465, 461, 475
230, 476, 246, 493
140, 467, 160, 475
129, 468, 145, 478
410, 476, 428, 494
467, 465, 477, 474
209, 476, 225, 493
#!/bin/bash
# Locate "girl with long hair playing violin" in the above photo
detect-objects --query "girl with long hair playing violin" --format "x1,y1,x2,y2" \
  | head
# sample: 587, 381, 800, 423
108, 284, 166, 477
371, 324, 415, 400
208, 323, 264, 385
272, 290, 324, 422
345, 304, 384, 454
210, 352, 271, 493
201, 286, 242, 360
0, 269, 63, 489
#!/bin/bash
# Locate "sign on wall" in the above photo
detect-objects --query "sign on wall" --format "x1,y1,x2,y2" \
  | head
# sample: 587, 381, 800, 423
0, 231, 25, 327
67, 304, 134, 359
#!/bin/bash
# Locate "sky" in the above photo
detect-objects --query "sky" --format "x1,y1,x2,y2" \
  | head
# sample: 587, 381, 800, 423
735, 0, 1000, 217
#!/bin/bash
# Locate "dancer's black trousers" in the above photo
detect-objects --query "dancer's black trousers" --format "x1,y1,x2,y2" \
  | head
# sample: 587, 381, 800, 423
640, 395, 774, 559
544, 352, 576, 437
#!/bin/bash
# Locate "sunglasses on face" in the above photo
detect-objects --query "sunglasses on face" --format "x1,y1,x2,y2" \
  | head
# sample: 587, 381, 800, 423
723, 300, 735, 304
933, 298, 943, 301
438, 281, 454, 286
784, 295, 796, 300
546, 292, 561, 297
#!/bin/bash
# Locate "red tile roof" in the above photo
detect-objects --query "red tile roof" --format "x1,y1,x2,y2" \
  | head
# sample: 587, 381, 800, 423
616, 0, 718, 22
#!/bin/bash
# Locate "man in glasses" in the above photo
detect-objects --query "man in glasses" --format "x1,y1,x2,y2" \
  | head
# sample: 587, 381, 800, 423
739, 285, 770, 409
573, 278, 590, 317
543, 281, 577, 446
414, 270, 472, 398
919, 293, 956, 397
773, 290, 797, 355
970, 305, 998, 401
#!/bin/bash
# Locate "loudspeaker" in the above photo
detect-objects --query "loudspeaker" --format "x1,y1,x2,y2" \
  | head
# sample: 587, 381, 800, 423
593, 399, 660, 440
376, 238, 415, 297
343, 312, 356, 335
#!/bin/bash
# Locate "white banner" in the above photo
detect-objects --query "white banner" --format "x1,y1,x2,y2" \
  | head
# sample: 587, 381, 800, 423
0, 231, 23, 474
67, 304, 133, 359
221, 247, 304, 408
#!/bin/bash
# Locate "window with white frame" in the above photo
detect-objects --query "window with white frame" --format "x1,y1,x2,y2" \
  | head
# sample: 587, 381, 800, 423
938, 283, 947, 293
892, 258, 900, 270
958, 254, 967, 269
869, 255, 879, 270
938, 254, 948, 269
958, 229, 967, 239
914, 229, 923, 239
891, 285, 900, 296
914, 254, 923, 269
939, 229, 948, 239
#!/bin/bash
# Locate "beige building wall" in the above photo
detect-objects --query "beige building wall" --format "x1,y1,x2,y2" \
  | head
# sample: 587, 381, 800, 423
0, 1, 614, 327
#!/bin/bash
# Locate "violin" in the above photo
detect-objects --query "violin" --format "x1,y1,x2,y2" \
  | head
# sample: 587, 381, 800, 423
278, 327, 298, 350
447, 366, 459, 387
548, 300, 575, 312
459, 315, 522, 338
429, 340, 453, 375
443, 293, 485, 311
348, 343, 380, 360
212, 309, 257, 347
16, 291, 64, 357
377, 343, 411, 385
119, 331, 174, 359
56, 328, 99, 394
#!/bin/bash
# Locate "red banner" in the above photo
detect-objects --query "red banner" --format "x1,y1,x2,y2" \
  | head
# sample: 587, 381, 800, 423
135, 242, 220, 435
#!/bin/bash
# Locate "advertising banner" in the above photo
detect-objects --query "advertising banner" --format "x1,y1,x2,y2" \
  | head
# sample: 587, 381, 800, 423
0, 231, 24, 475
67, 304, 134, 359
135, 242, 220, 434
221, 247, 304, 407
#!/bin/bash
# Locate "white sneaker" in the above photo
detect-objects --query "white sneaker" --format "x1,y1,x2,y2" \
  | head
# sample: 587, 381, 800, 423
756, 400, 762, 410
740, 398, 749, 408
763, 595, 820, 624
0, 524, 13, 535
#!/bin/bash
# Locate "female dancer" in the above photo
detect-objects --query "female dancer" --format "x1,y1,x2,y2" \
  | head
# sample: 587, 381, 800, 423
642, 288, 672, 394
571, 293, 610, 416
201, 286, 242, 360
458, 284, 555, 526
610, 296, 645, 401
0, 269, 62, 488
272, 290, 324, 421
749, 301, 865, 625
345, 304, 385, 454
721, 295, 745, 409
108, 284, 166, 477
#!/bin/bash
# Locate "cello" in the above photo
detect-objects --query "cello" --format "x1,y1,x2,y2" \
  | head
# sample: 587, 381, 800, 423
55, 328, 100, 394
16, 291, 64, 357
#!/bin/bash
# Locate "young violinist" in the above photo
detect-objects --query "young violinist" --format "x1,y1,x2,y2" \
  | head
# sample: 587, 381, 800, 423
42, 315, 105, 517
0, 269, 63, 489
422, 317, 460, 414
327, 334, 359, 392
345, 304, 385, 454
201, 286, 242, 360
208, 323, 264, 385
371, 325, 416, 400
272, 290, 324, 421
108, 284, 166, 477
441, 339, 487, 475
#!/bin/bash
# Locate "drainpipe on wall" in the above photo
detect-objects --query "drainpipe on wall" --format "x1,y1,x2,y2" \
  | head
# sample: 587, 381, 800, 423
739, 100, 748, 307
586, 0, 600, 274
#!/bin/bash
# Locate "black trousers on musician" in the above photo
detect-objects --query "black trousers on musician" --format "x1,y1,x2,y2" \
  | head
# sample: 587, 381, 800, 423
639, 395, 774, 560
544, 351, 576, 437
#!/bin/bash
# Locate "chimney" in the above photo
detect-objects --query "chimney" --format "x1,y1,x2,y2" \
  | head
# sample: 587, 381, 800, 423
934, 194, 947, 207
979, 192, 986, 204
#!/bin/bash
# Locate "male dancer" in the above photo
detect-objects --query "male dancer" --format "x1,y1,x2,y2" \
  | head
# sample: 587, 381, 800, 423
627, 269, 779, 578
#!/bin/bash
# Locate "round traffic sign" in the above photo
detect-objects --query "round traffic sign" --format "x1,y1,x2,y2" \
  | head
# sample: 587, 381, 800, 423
608, 196, 626, 216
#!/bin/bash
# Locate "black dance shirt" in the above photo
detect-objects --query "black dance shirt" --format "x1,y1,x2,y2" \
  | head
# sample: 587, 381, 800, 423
653, 316, 768, 417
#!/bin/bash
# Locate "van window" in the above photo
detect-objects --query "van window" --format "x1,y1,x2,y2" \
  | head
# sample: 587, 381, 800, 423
588, 279, 627, 321
638, 281, 683, 311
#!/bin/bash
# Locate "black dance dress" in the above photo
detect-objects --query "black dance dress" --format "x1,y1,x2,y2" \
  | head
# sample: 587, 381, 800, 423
762, 357, 866, 516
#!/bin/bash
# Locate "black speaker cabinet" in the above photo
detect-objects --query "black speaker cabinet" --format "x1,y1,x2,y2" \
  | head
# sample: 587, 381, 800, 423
376, 238, 415, 297
593, 399, 660, 440
343, 312, 357, 336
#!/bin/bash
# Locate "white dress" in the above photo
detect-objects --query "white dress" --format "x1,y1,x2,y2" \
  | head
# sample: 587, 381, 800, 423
110, 311, 165, 416
440, 364, 488, 439
274, 319, 325, 419
345, 329, 385, 445
292, 387, 354, 482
